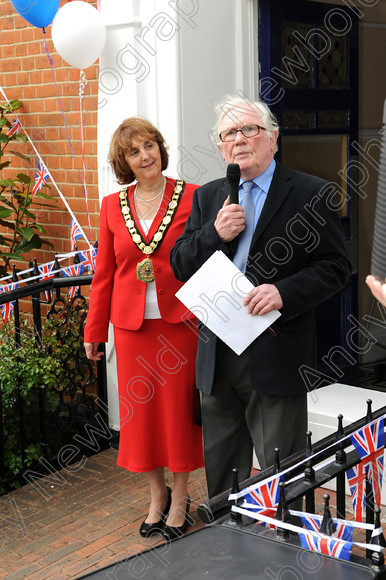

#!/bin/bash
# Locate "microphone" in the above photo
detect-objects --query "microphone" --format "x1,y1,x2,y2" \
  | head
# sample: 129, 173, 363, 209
226, 163, 240, 205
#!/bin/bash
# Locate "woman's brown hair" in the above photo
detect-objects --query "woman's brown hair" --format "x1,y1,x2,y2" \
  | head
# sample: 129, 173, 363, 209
108, 117, 169, 185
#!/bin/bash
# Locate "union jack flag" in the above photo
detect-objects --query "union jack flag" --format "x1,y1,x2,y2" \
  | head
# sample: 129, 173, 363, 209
61, 263, 81, 300
39, 261, 55, 302
298, 532, 352, 561
7, 116, 20, 137
299, 512, 353, 542
350, 418, 384, 510
0, 282, 18, 325
242, 475, 282, 527
70, 217, 83, 252
78, 248, 96, 272
31, 158, 50, 197
346, 462, 367, 522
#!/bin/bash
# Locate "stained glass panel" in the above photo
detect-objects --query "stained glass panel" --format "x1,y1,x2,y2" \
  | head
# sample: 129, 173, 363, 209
282, 111, 314, 129
281, 22, 313, 88
318, 110, 349, 129
318, 28, 347, 88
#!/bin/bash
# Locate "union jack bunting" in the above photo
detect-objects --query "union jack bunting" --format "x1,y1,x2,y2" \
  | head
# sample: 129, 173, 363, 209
31, 158, 50, 197
299, 512, 353, 542
346, 462, 367, 522
298, 532, 352, 561
70, 217, 83, 251
78, 248, 96, 272
7, 116, 20, 137
61, 263, 81, 300
0, 282, 18, 324
243, 476, 281, 514
242, 475, 282, 527
39, 261, 55, 302
349, 418, 385, 510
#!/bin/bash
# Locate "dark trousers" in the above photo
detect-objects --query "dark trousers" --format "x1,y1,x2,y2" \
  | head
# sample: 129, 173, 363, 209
201, 341, 308, 498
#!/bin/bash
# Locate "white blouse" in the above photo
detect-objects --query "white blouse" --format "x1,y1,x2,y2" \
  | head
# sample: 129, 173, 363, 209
140, 219, 161, 319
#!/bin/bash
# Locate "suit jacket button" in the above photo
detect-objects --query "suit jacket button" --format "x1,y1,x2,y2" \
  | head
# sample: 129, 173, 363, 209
158, 289, 165, 295
155, 266, 161, 273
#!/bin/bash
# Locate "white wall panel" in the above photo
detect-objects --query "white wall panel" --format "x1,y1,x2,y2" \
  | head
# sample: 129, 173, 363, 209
97, 0, 258, 428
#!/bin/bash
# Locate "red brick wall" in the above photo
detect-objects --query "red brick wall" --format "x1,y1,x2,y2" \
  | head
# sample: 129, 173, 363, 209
0, 0, 100, 272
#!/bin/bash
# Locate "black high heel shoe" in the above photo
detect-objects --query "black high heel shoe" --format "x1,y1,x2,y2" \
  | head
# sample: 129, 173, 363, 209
161, 496, 191, 541
139, 486, 172, 538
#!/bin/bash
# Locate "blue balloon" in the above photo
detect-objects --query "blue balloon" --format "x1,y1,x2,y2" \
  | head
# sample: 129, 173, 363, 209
11, 0, 60, 29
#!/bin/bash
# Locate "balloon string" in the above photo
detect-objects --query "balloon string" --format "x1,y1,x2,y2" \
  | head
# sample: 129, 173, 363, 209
42, 30, 93, 244
42, 32, 53, 66
78, 70, 93, 244
79, 71, 87, 99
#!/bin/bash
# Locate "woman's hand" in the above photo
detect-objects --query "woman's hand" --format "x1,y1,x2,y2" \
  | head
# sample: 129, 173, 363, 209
84, 342, 104, 361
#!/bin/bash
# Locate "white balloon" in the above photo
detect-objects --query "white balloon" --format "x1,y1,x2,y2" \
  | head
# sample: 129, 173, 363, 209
51, 1, 106, 69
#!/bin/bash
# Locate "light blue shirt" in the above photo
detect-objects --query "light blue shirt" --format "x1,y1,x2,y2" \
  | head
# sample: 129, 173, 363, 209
239, 159, 276, 230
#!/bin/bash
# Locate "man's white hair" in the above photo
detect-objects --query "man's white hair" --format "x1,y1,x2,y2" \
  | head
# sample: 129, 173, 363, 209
213, 95, 279, 153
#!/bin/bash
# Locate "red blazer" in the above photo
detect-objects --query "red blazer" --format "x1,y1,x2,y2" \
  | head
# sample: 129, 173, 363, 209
84, 179, 196, 343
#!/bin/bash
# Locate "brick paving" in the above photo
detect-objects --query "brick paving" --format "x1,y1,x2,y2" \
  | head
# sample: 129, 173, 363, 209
0, 449, 206, 579
0, 448, 385, 579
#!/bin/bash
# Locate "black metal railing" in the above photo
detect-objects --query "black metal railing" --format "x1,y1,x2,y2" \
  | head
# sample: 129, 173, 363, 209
0, 260, 109, 494
199, 399, 386, 547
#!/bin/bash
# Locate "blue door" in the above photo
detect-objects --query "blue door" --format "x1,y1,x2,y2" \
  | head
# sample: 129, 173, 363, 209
259, 0, 359, 385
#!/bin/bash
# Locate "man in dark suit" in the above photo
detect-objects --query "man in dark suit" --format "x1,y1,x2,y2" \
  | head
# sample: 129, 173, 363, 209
170, 96, 351, 498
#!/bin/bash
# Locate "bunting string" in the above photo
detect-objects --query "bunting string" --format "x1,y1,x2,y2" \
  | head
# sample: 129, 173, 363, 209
0, 247, 97, 324
0, 248, 96, 288
230, 506, 384, 556
229, 414, 386, 502
0, 84, 91, 250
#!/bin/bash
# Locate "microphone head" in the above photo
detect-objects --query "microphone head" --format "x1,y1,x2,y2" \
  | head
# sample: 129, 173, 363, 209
226, 163, 240, 205
226, 163, 240, 184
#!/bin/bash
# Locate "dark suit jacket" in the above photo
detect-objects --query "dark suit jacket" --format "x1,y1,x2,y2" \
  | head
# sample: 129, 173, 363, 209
170, 163, 351, 397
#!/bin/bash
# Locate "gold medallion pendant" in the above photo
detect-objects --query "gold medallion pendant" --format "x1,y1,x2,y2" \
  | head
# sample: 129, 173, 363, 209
119, 179, 186, 283
136, 257, 155, 283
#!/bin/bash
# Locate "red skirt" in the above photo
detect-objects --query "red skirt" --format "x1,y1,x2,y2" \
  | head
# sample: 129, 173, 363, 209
113, 319, 204, 473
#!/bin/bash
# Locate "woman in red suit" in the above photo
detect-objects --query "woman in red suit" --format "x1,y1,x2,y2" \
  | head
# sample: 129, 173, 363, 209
84, 118, 203, 540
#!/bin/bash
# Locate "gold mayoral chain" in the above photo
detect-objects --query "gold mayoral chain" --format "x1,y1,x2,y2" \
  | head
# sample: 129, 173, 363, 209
119, 179, 186, 283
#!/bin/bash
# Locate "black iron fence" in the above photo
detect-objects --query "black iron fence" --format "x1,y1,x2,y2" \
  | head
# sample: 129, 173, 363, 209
200, 400, 386, 563
0, 262, 109, 494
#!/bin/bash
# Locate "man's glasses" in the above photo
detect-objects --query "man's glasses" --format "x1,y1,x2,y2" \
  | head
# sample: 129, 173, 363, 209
219, 124, 267, 142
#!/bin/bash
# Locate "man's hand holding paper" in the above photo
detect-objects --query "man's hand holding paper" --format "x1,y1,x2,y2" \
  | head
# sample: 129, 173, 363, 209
243, 283, 283, 316
175, 250, 281, 355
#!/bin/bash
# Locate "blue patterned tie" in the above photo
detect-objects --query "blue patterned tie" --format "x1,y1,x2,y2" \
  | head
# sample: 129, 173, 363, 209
233, 181, 255, 273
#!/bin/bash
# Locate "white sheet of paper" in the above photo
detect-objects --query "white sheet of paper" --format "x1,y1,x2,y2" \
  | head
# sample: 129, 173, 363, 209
175, 250, 281, 355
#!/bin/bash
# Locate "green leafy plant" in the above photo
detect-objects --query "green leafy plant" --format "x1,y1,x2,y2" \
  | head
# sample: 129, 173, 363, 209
0, 319, 61, 486
0, 297, 96, 491
0, 99, 56, 276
